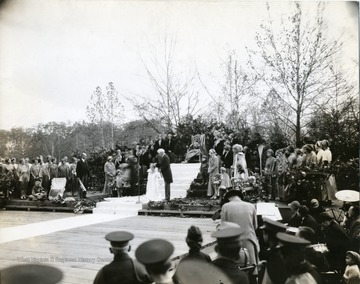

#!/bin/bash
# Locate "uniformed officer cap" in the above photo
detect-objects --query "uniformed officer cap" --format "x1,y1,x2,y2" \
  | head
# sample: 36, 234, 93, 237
135, 239, 174, 265
105, 231, 134, 247
276, 232, 310, 247
260, 217, 288, 233
211, 227, 242, 248
1, 264, 63, 284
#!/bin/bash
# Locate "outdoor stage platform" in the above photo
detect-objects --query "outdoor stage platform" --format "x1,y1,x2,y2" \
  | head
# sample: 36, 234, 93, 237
0, 211, 218, 284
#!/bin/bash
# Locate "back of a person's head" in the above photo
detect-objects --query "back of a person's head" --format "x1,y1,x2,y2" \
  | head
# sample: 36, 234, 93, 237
186, 226, 203, 250
216, 245, 240, 260
296, 226, 316, 244
298, 205, 309, 217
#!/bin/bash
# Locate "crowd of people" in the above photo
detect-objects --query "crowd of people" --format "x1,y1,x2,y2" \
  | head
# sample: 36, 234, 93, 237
0, 132, 179, 201
94, 189, 359, 284
206, 130, 336, 204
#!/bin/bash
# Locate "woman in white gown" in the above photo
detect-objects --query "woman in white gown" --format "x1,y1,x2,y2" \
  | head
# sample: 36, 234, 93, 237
145, 163, 164, 201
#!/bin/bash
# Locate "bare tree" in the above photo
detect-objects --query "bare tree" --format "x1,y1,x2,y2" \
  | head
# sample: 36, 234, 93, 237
128, 35, 200, 132
248, 2, 345, 146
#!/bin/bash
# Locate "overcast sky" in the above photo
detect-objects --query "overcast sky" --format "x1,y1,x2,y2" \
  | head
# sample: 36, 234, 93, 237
0, 0, 358, 130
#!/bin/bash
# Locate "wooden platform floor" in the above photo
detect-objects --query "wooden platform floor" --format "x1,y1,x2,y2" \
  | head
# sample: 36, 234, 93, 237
0, 211, 218, 284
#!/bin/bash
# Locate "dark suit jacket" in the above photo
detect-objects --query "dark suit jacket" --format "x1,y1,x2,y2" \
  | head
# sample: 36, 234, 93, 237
221, 150, 233, 169
76, 159, 89, 179
158, 154, 173, 184
165, 138, 176, 154
154, 139, 166, 152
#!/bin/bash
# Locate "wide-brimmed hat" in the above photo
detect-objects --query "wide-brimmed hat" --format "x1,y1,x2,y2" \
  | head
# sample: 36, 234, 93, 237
346, 251, 360, 265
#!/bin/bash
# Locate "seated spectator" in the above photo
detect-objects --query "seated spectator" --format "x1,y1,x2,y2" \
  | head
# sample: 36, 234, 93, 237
343, 251, 360, 284
345, 205, 360, 252
180, 226, 211, 263
94, 231, 151, 284
211, 225, 250, 284
276, 232, 322, 283
288, 200, 302, 227
28, 179, 47, 201
296, 226, 330, 272
135, 239, 176, 284
320, 211, 351, 271
298, 205, 321, 238
308, 199, 325, 224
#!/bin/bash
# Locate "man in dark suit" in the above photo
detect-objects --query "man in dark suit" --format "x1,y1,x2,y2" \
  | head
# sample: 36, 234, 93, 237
76, 152, 89, 199
221, 142, 233, 177
154, 134, 166, 153
165, 133, 176, 163
157, 148, 173, 201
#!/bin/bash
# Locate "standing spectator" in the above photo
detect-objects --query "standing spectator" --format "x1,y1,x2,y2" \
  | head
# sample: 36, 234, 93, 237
285, 146, 297, 170
156, 148, 173, 201
165, 133, 176, 163
30, 157, 41, 191
302, 144, 317, 169
321, 140, 332, 167
221, 189, 259, 270
232, 144, 248, 182
17, 158, 30, 200
264, 149, 277, 200
295, 149, 304, 168
153, 134, 166, 154
207, 149, 219, 199
58, 158, 70, 193
103, 156, 116, 196
39, 156, 51, 195
69, 157, 77, 196
221, 141, 233, 177
49, 157, 58, 181
114, 149, 125, 169
213, 130, 225, 171
76, 153, 89, 198
315, 141, 324, 167
275, 149, 286, 201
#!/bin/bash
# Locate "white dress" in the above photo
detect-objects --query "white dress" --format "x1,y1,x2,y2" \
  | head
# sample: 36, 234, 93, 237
145, 168, 164, 201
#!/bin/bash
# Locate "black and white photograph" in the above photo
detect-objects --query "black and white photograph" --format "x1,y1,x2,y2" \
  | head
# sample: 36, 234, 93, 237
0, 0, 359, 283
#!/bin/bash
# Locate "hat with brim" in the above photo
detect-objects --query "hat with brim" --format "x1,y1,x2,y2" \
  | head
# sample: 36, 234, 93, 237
211, 226, 242, 248
175, 259, 232, 284
288, 201, 301, 211
260, 217, 288, 233
276, 232, 310, 248
1, 264, 63, 284
105, 231, 134, 247
224, 189, 243, 200
135, 239, 174, 266
310, 199, 319, 208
